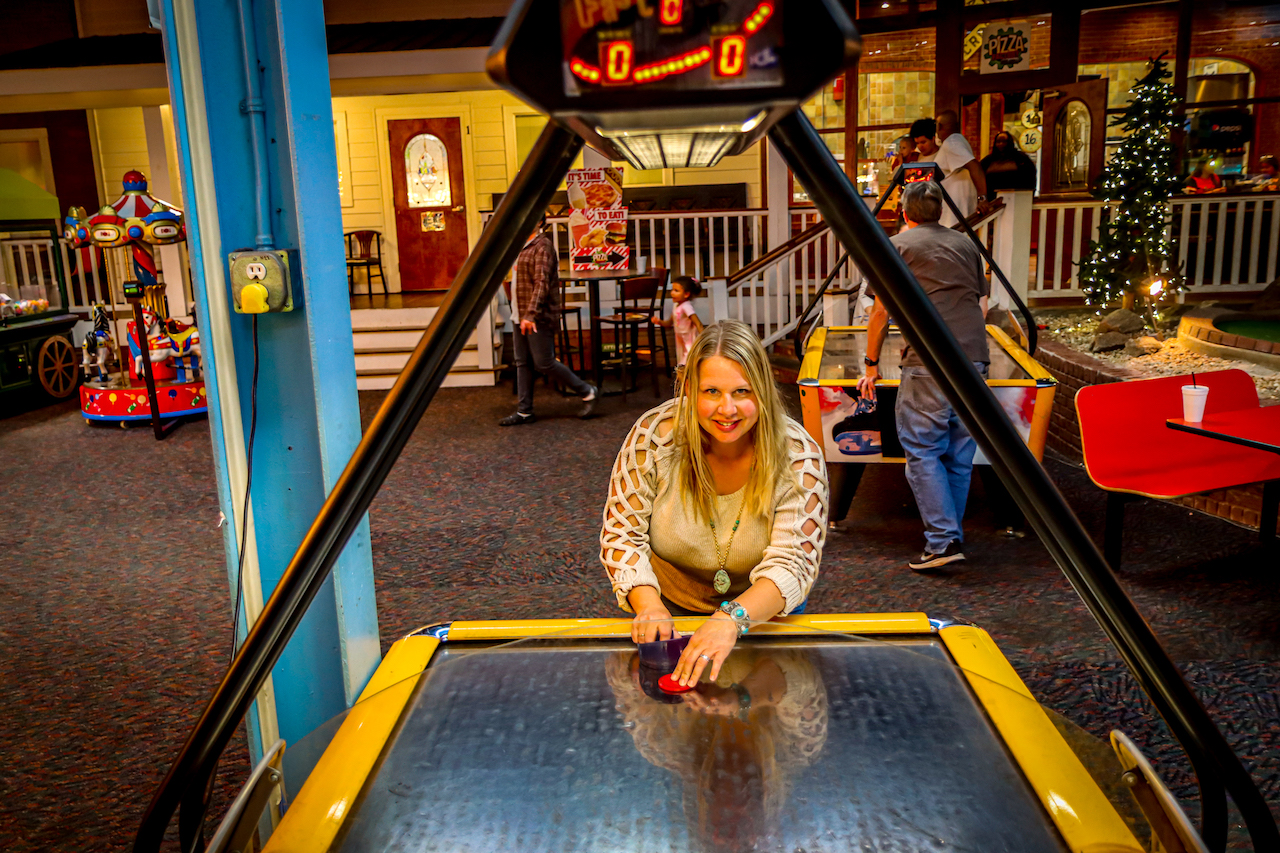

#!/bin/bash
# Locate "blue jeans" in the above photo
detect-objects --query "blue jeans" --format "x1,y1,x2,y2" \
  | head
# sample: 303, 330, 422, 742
895, 364, 987, 554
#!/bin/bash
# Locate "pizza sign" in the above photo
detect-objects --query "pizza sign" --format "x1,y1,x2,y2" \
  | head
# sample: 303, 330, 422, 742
981, 23, 1031, 74
566, 167, 629, 271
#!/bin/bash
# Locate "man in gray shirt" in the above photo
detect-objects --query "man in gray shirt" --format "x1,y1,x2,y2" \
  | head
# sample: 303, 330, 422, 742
857, 180, 989, 570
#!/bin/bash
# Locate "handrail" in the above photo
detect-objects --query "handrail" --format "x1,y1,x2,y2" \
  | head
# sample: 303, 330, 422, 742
132, 122, 586, 852
725, 219, 830, 287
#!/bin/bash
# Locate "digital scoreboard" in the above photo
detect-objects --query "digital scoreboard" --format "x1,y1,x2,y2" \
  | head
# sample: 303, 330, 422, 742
487, 0, 858, 168
561, 1, 784, 97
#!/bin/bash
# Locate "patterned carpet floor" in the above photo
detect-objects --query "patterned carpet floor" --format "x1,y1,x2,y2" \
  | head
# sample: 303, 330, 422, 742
1, 381, 1277, 850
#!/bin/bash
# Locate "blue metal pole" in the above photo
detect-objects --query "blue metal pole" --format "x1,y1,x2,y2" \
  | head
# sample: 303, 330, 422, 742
151, 0, 379, 772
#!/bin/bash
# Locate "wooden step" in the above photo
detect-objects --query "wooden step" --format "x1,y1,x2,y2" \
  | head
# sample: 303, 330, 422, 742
356, 364, 500, 391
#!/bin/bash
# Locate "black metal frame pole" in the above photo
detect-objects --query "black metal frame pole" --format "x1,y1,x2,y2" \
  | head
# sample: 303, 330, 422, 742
770, 110, 1279, 852
133, 121, 584, 852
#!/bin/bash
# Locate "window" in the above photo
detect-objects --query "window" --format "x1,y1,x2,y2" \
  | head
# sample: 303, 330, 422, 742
404, 133, 451, 208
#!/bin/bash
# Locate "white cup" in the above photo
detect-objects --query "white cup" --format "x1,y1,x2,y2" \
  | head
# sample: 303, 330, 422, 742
637, 255, 648, 273
1182, 385, 1208, 422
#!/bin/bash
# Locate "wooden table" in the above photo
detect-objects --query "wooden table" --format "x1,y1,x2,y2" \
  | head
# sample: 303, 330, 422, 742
1167, 406, 1280, 455
562, 266, 639, 393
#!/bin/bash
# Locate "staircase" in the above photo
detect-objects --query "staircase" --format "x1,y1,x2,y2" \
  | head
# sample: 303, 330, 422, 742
352, 305, 502, 391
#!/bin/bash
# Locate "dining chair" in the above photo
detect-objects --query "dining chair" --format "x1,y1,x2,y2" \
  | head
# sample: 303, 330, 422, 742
346, 230, 387, 297
595, 267, 671, 399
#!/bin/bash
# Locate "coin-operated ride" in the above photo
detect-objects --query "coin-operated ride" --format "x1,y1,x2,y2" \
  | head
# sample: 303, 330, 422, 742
68, 171, 205, 438
134, 1, 1277, 851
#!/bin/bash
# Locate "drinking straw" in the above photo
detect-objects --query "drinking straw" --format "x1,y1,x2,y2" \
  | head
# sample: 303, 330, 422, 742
1192, 371, 1197, 387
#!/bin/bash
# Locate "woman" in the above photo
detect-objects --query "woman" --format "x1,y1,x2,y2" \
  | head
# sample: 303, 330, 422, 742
600, 320, 828, 688
1185, 157, 1225, 194
980, 131, 1037, 193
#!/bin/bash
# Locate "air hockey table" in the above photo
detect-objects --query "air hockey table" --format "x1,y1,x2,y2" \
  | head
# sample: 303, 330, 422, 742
798, 325, 1057, 465
262, 615, 1152, 852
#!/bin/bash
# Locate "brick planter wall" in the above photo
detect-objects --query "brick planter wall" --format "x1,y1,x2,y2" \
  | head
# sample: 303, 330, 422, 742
1035, 340, 1146, 463
1034, 340, 1269, 532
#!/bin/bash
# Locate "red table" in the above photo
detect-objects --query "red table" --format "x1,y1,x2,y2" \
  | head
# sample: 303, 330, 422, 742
1167, 406, 1280, 455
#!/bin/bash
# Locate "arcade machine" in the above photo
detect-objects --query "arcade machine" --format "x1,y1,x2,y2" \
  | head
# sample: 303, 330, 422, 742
792, 161, 1053, 518
135, 2, 1278, 852
69, 171, 204, 438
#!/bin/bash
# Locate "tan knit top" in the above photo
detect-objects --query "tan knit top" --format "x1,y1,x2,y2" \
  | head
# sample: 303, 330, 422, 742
600, 399, 828, 614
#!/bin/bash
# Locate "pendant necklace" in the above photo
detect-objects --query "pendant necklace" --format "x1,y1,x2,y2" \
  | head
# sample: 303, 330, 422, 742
710, 468, 749, 595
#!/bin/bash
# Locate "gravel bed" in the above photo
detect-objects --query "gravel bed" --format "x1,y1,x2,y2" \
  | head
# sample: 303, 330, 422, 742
1035, 308, 1280, 402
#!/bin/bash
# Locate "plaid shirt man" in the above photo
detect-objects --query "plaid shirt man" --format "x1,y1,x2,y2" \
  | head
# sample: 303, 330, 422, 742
515, 230, 560, 331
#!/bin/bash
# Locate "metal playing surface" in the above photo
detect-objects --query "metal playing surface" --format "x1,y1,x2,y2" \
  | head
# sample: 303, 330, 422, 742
333, 636, 1067, 852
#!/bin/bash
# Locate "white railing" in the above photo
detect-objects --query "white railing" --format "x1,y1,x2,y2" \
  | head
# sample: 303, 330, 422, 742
717, 210, 860, 347
546, 208, 768, 302
1029, 193, 1280, 298
60, 240, 132, 311
1172, 194, 1280, 291
480, 208, 771, 326
1, 237, 67, 311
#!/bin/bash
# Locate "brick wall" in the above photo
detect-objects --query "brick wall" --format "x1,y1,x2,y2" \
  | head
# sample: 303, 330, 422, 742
860, 27, 936, 73
1035, 340, 1146, 462
1079, 4, 1280, 171
1035, 340, 1270, 531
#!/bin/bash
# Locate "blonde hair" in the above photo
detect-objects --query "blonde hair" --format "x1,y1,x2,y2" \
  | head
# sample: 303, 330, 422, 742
672, 320, 795, 522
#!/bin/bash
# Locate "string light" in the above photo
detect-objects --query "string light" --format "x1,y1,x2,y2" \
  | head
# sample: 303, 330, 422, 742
1078, 55, 1182, 307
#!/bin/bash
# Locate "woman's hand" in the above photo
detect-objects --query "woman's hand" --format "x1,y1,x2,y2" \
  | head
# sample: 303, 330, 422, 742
671, 613, 739, 686
628, 586, 675, 643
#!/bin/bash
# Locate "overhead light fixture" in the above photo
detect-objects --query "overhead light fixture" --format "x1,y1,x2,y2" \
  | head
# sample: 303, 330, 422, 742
597, 113, 764, 169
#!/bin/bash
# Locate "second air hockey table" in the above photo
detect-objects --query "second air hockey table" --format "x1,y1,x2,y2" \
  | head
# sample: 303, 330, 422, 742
798, 325, 1057, 465
262, 615, 1155, 852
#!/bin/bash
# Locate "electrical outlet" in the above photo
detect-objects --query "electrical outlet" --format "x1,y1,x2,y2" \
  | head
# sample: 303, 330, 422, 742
229, 249, 294, 313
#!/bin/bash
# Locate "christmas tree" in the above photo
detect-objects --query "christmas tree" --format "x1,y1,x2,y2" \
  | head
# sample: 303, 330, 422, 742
1077, 55, 1183, 307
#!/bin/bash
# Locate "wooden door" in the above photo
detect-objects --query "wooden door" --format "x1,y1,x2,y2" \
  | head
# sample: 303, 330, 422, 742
1039, 79, 1108, 196
388, 117, 468, 291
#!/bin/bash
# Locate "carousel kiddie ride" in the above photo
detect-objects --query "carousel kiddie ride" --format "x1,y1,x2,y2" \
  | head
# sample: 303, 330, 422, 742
69, 171, 205, 435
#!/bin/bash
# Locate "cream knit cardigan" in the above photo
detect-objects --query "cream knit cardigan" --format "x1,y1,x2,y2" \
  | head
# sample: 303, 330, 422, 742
600, 399, 829, 614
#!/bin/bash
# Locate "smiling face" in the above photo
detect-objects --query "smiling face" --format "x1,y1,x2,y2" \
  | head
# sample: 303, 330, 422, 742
696, 355, 759, 449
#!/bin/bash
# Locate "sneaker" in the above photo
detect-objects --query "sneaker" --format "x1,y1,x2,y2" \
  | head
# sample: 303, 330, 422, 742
578, 385, 598, 419
499, 412, 536, 426
909, 541, 966, 571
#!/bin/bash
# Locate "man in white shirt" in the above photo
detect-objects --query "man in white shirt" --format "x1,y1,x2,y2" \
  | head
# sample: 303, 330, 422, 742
910, 111, 989, 228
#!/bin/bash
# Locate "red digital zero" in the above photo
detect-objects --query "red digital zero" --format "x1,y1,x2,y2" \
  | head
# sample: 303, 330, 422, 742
601, 40, 634, 84
714, 35, 747, 78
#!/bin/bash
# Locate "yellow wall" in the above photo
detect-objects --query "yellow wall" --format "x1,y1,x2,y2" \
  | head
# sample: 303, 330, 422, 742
335, 89, 763, 227
91, 90, 766, 293
334, 89, 762, 290
91, 106, 150, 203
